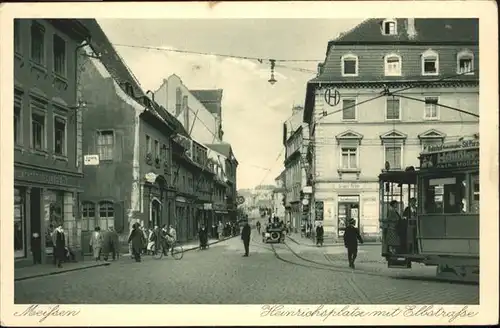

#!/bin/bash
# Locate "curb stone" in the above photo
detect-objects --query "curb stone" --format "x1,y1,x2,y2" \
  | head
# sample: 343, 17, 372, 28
15, 262, 111, 282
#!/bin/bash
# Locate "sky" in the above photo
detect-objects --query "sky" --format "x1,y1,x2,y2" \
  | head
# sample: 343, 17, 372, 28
97, 18, 363, 190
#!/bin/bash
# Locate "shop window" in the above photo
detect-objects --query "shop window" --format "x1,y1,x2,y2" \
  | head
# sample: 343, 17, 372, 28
14, 19, 21, 54
423, 175, 467, 214
421, 49, 439, 76
340, 147, 358, 169
31, 112, 45, 150
424, 97, 439, 120
341, 54, 358, 76
54, 116, 66, 155
14, 101, 22, 145
44, 190, 64, 249
14, 188, 25, 258
457, 50, 474, 75
30, 21, 45, 65
341, 99, 356, 121
97, 130, 114, 161
98, 201, 114, 230
53, 34, 66, 76
82, 202, 96, 231
386, 98, 401, 120
385, 145, 402, 170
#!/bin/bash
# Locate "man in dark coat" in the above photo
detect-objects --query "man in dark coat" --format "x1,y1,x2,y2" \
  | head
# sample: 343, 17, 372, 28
316, 223, 324, 247
128, 223, 146, 262
199, 224, 208, 249
51, 224, 66, 268
343, 219, 363, 269
241, 222, 251, 257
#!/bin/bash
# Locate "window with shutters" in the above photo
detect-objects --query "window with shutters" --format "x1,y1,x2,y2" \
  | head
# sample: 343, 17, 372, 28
386, 98, 401, 120
341, 54, 358, 77
98, 201, 114, 230
81, 202, 96, 231
384, 54, 401, 76
341, 98, 357, 121
97, 130, 114, 161
30, 21, 45, 65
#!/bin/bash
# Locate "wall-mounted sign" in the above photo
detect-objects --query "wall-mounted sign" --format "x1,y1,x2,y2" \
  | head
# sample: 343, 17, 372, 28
236, 196, 245, 205
420, 146, 479, 169
145, 172, 157, 184
423, 139, 479, 153
324, 87, 341, 107
303, 186, 313, 194
84, 154, 99, 166
333, 183, 362, 190
302, 198, 309, 206
14, 166, 82, 189
338, 195, 360, 203
203, 203, 213, 210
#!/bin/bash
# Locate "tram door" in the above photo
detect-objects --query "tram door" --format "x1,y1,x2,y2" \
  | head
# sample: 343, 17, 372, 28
337, 197, 360, 237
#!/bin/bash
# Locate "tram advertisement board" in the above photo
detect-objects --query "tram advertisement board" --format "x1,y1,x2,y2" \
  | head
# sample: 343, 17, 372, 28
420, 140, 479, 169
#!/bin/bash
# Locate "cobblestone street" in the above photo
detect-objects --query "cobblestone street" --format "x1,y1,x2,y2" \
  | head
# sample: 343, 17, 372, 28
15, 228, 479, 304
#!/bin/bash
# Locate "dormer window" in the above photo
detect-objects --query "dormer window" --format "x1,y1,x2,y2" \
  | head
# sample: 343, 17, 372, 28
457, 50, 474, 75
341, 54, 358, 77
382, 19, 397, 35
384, 53, 402, 76
421, 49, 439, 76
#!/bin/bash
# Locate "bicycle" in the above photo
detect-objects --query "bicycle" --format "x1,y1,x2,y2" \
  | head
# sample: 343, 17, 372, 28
152, 240, 184, 260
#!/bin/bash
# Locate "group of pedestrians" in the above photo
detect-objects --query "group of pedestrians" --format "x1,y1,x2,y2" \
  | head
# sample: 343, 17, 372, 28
128, 223, 177, 262
89, 226, 120, 262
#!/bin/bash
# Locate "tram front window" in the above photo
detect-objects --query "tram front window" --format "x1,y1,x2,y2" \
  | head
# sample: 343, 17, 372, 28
423, 174, 467, 214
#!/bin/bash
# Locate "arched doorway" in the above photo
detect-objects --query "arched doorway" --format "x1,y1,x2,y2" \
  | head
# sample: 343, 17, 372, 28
150, 198, 161, 228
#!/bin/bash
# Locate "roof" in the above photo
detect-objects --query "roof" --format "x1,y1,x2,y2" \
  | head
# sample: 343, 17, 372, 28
205, 142, 238, 164
330, 18, 478, 45
190, 89, 223, 116
79, 19, 189, 137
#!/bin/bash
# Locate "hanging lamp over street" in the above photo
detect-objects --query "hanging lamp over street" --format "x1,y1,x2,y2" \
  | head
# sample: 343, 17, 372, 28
268, 59, 277, 85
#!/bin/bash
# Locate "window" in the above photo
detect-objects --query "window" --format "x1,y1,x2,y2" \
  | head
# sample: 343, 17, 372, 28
53, 34, 66, 76
382, 19, 397, 35
421, 50, 439, 76
423, 175, 468, 214
384, 54, 401, 76
457, 50, 474, 75
385, 145, 402, 170
386, 98, 401, 120
82, 202, 96, 231
31, 112, 45, 150
97, 130, 114, 161
341, 147, 358, 169
161, 144, 168, 162
154, 140, 159, 158
30, 21, 45, 65
341, 54, 358, 76
14, 102, 21, 145
175, 88, 182, 116
341, 99, 356, 120
14, 19, 21, 54
146, 135, 151, 154
98, 201, 114, 231
54, 116, 66, 155
424, 97, 439, 120
471, 173, 479, 213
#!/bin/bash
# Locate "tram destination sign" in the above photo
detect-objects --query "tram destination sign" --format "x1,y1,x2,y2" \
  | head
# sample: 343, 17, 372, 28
420, 140, 479, 169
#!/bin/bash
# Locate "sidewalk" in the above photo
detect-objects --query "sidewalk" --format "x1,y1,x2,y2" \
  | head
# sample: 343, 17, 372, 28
15, 258, 110, 282
287, 232, 381, 247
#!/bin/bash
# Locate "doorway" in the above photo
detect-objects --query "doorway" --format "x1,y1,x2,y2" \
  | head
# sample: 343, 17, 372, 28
151, 199, 161, 228
337, 196, 360, 237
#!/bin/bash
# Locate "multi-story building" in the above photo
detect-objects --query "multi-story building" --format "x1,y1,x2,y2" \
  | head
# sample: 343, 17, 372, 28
13, 19, 91, 266
303, 18, 479, 240
272, 171, 286, 220
283, 106, 309, 231
78, 19, 188, 245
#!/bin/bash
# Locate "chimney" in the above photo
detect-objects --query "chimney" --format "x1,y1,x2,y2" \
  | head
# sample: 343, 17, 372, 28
407, 18, 417, 39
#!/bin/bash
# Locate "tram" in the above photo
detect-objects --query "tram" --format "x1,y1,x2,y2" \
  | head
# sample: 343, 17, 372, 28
380, 137, 480, 283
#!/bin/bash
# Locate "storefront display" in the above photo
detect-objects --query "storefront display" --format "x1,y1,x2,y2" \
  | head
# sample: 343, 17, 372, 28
337, 195, 360, 237
14, 188, 25, 258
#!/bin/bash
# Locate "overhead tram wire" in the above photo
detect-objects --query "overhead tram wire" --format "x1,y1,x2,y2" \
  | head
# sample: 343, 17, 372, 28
395, 94, 479, 118
257, 148, 285, 188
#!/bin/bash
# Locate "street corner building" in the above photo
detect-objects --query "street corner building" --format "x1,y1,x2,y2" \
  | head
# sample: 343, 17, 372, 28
302, 18, 479, 241
13, 19, 91, 266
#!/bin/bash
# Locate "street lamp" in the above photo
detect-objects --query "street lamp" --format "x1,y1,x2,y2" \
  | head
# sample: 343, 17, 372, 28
268, 59, 277, 85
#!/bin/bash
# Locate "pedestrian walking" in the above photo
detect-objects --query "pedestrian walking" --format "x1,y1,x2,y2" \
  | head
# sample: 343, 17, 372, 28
52, 224, 66, 268
316, 222, 324, 247
241, 221, 251, 257
102, 226, 119, 261
256, 221, 261, 235
199, 224, 208, 250
217, 221, 224, 240
31, 232, 42, 264
89, 226, 104, 261
128, 223, 146, 262
343, 219, 363, 269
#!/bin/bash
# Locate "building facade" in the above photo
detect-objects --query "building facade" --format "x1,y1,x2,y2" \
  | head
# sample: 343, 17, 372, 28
283, 106, 309, 231
13, 19, 90, 265
78, 19, 184, 245
272, 171, 286, 220
303, 18, 479, 240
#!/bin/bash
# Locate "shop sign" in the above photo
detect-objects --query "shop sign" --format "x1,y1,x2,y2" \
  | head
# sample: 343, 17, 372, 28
420, 147, 479, 169
302, 186, 313, 194
204, 203, 213, 210
15, 167, 81, 188
333, 182, 362, 190
236, 196, 245, 205
423, 139, 479, 153
338, 195, 360, 202
176, 196, 187, 203
84, 154, 99, 166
